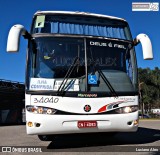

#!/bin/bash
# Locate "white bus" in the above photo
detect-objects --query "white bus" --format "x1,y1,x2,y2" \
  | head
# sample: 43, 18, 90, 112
7, 11, 153, 140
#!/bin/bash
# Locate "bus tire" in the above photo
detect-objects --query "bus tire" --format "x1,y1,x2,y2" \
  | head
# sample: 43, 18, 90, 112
38, 135, 50, 141
100, 132, 117, 137
105, 132, 117, 137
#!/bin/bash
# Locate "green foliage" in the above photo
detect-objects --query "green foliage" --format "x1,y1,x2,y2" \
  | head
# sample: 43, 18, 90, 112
138, 67, 160, 110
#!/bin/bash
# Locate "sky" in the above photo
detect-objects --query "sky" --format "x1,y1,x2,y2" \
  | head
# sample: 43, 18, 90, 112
0, 0, 160, 82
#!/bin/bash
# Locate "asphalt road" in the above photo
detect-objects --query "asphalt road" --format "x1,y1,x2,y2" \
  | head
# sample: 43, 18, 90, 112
0, 120, 160, 154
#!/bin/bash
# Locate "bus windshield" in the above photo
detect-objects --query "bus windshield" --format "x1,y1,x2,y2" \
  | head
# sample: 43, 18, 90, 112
27, 37, 138, 95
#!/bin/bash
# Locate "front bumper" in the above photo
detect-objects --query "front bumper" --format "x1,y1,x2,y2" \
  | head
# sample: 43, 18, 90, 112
26, 111, 139, 135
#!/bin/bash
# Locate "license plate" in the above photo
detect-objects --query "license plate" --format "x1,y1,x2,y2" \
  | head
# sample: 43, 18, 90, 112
77, 121, 97, 128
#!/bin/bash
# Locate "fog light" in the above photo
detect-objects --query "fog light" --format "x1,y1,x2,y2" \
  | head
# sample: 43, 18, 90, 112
134, 120, 139, 126
28, 122, 33, 127
127, 121, 132, 125
35, 123, 41, 127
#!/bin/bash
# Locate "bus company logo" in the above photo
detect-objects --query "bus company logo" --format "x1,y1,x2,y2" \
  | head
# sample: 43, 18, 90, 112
84, 105, 91, 112
78, 93, 97, 98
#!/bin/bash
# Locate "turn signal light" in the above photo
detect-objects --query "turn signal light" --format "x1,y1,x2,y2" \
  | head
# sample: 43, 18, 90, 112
134, 120, 139, 126
28, 122, 33, 127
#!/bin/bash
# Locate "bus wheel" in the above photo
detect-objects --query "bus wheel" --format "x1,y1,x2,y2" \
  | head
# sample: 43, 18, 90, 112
99, 132, 117, 137
38, 135, 50, 141
106, 132, 117, 137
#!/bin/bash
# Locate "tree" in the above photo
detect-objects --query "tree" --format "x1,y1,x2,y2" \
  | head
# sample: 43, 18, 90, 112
138, 67, 160, 113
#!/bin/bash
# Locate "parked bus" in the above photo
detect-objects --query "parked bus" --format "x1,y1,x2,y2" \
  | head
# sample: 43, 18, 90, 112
7, 11, 153, 140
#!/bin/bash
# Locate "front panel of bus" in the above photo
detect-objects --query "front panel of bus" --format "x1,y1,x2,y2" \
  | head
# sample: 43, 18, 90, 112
25, 13, 139, 135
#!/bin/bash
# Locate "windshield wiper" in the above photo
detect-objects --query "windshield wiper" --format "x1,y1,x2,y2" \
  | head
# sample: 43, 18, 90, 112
97, 69, 118, 97
90, 49, 118, 97
56, 56, 79, 96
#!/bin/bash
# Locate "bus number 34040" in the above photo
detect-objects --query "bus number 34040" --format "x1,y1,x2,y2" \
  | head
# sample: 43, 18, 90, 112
34, 97, 59, 104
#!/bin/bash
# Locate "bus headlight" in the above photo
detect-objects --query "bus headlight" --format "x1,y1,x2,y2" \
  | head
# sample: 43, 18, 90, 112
115, 106, 138, 114
123, 107, 132, 113
26, 106, 57, 115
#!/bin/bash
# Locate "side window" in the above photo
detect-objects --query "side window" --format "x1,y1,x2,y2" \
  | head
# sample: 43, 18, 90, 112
126, 57, 133, 81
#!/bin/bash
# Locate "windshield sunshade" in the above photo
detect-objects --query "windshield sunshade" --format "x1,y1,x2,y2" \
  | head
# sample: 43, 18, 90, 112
32, 15, 132, 40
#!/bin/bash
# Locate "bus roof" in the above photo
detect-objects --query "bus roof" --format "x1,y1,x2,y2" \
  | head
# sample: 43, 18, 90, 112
34, 11, 126, 22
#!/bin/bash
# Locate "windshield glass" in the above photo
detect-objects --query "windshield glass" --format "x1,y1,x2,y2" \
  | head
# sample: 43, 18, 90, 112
86, 38, 137, 93
30, 37, 85, 78
27, 37, 137, 95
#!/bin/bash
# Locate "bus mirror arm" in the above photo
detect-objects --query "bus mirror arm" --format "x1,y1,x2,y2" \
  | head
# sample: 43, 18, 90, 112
7, 24, 31, 52
22, 31, 31, 39
133, 33, 153, 60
